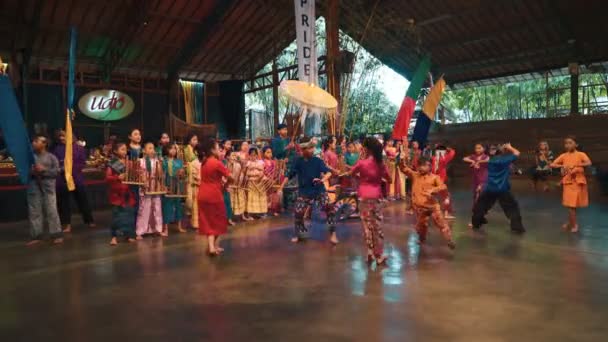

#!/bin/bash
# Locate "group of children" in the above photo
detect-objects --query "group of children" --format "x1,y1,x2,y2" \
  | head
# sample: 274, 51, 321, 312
25, 124, 593, 266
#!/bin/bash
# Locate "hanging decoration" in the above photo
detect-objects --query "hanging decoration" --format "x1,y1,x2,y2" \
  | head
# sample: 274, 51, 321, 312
293, 0, 322, 135
0, 57, 35, 184
391, 56, 431, 140
64, 27, 78, 191
279, 80, 338, 136
180, 80, 204, 124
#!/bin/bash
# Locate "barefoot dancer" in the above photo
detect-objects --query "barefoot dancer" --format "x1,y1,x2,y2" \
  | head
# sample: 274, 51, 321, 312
106, 142, 137, 245
287, 137, 338, 244
399, 157, 455, 249
197, 138, 233, 256
346, 137, 391, 265
471, 143, 525, 234
550, 136, 592, 233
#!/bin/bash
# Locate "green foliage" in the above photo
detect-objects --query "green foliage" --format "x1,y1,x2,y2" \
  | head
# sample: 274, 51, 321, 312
245, 17, 399, 138
443, 74, 608, 122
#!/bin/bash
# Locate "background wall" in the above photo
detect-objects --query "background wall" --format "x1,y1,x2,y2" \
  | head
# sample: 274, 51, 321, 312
428, 114, 608, 178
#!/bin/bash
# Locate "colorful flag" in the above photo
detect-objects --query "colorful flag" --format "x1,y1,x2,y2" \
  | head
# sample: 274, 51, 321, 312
391, 56, 431, 140
0, 74, 34, 184
412, 111, 432, 146
422, 77, 446, 120
64, 27, 78, 191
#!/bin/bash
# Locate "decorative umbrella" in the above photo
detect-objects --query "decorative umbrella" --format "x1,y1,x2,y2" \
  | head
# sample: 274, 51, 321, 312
279, 80, 338, 135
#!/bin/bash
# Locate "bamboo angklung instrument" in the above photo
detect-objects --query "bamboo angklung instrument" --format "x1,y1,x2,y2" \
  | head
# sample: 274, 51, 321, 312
123, 155, 144, 185
144, 159, 166, 195
165, 146, 187, 198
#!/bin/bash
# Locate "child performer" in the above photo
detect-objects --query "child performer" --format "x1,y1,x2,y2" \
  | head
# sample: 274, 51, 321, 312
162, 143, 186, 234
136, 142, 164, 238
227, 152, 247, 221
471, 143, 525, 234
222, 150, 235, 225
396, 138, 407, 198
156, 132, 170, 157
463, 143, 489, 206
262, 146, 283, 216
342, 141, 360, 189
532, 140, 554, 192
384, 139, 401, 200
106, 142, 137, 245
197, 138, 234, 256
246, 147, 268, 218
183, 133, 199, 163
346, 137, 391, 264
399, 157, 455, 249
286, 137, 338, 244
219, 139, 232, 161
127, 128, 143, 226
27, 134, 63, 245
128, 128, 142, 159
550, 136, 592, 233
186, 154, 201, 230
431, 144, 456, 219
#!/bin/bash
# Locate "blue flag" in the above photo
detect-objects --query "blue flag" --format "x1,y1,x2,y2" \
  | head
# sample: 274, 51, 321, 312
0, 75, 34, 184
412, 111, 432, 146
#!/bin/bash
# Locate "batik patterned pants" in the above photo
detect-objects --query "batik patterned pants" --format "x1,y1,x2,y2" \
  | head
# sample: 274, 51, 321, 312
414, 205, 452, 243
27, 183, 62, 239
359, 199, 384, 257
293, 193, 336, 239
136, 195, 163, 236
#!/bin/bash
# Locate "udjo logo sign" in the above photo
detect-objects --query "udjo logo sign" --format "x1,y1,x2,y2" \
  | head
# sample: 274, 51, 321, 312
78, 90, 134, 121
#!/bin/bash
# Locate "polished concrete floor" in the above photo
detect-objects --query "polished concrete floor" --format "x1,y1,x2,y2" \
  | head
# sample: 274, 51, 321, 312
1, 186, 608, 342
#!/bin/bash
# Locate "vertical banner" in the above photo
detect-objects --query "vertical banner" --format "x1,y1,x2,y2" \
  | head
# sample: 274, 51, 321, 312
294, 0, 317, 84
391, 56, 431, 140
64, 27, 78, 191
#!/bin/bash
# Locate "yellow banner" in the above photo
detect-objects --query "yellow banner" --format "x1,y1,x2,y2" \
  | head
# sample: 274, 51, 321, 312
64, 109, 75, 191
422, 77, 446, 120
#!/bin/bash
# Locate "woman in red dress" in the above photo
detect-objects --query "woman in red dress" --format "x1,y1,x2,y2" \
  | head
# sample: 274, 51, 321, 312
197, 138, 233, 256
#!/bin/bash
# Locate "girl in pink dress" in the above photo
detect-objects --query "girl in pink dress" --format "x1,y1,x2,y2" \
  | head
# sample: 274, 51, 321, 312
347, 137, 391, 266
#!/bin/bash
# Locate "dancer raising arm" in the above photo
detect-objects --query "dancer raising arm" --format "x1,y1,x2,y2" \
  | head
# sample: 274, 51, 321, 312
344, 137, 391, 265
286, 137, 338, 244
550, 136, 592, 233
399, 157, 456, 249
197, 138, 234, 256
471, 143, 525, 234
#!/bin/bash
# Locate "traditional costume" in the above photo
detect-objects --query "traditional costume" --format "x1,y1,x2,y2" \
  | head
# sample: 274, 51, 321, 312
186, 158, 201, 228
351, 157, 390, 258
136, 157, 163, 236
246, 159, 267, 215
384, 146, 401, 199
162, 158, 184, 224
198, 157, 231, 236
472, 153, 525, 233
289, 154, 336, 240
467, 153, 489, 204
106, 158, 136, 239
431, 148, 456, 214
400, 165, 454, 246
553, 151, 591, 208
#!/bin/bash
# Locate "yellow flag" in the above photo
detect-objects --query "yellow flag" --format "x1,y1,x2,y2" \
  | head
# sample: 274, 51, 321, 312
64, 109, 75, 191
422, 77, 446, 120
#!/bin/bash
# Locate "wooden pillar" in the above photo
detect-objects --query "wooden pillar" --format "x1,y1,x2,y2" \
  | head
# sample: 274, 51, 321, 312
272, 59, 279, 131
570, 73, 579, 115
325, 0, 340, 134
545, 72, 550, 117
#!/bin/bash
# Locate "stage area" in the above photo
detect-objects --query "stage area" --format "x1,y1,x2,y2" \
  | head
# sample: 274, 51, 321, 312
1, 186, 607, 341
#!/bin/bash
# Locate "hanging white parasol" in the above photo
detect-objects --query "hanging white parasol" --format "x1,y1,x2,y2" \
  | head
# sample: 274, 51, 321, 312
279, 80, 338, 134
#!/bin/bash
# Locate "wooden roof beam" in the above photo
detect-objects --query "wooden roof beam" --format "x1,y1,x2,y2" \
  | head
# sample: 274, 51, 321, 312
166, 0, 238, 80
